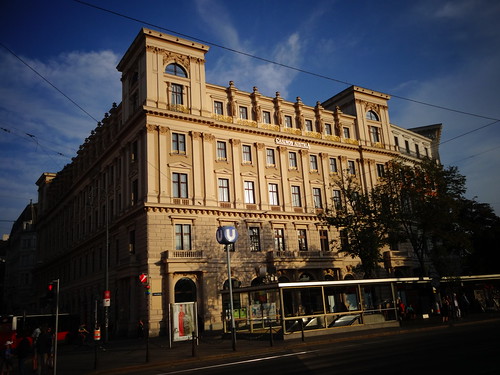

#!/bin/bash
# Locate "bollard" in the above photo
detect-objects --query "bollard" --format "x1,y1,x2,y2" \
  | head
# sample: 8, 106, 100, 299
300, 319, 305, 342
192, 331, 197, 357
269, 320, 274, 347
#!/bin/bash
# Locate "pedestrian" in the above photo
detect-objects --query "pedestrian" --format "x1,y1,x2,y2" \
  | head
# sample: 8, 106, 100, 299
397, 299, 406, 321
441, 297, 451, 323
31, 326, 41, 372
16, 333, 32, 375
137, 320, 144, 338
78, 324, 89, 346
35, 328, 52, 375
0, 341, 14, 375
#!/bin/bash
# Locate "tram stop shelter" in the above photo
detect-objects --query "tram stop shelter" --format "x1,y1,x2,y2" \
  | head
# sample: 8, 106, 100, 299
220, 277, 425, 340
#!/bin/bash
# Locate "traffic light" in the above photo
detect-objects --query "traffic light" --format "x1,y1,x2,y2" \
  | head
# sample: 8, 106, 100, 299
139, 273, 150, 295
47, 283, 55, 300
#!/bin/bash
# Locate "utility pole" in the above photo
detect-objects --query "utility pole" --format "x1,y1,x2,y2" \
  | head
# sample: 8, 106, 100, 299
52, 279, 60, 375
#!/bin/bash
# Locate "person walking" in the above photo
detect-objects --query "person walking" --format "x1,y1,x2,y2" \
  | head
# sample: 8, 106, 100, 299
35, 328, 52, 375
15, 333, 32, 375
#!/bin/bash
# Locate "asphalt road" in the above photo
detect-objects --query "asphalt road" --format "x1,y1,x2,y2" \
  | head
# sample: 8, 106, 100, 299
11, 314, 490, 374
78, 318, 499, 375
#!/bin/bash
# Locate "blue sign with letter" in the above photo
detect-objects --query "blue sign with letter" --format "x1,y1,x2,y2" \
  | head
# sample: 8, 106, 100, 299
216, 226, 239, 244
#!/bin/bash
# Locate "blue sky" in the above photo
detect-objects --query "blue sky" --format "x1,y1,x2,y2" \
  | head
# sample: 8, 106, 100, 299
1, 0, 499, 235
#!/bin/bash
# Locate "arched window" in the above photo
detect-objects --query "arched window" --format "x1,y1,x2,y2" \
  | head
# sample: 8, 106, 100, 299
366, 110, 380, 121
174, 277, 197, 303
165, 63, 187, 78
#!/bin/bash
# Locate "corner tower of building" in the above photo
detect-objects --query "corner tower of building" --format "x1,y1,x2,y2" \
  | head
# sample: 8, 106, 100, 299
117, 28, 210, 120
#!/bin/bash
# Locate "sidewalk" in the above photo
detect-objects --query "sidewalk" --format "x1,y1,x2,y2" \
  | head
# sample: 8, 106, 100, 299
56, 312, 500, 375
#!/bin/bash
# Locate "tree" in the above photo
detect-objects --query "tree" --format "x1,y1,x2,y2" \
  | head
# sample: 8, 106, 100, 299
458, 199, 500, 274
320, 174, 394, 278
375, 157, 467, 277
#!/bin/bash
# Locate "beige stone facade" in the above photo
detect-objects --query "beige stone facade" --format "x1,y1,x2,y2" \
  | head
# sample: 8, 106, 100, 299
35, 28, 441, 336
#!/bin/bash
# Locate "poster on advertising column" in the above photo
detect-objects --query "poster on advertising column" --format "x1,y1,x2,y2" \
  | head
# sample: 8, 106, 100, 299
171, 302, 197, 342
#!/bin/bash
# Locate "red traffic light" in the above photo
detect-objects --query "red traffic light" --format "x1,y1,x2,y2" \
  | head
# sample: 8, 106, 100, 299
48, 283, 54, 291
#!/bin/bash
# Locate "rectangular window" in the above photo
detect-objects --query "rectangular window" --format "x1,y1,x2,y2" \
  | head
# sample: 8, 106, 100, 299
329, 157, 337, 173
131, 179, 138, 205
218, 178, 230, 202
217, 141, 227, 160
405, 140, 410, 153
274, 228, 285, 251
415, 144, 420, 157
394, 136, 399, 148
310, 155, 318, 171
269, 183, 279, 205
172, 173, 188, 198
298, 229, 308, 251
313, 187, 322, 208
128, 230, 135, 254
340, 229, 348, 252
171, 83, 183, 105
131, 140, 138, 162
284, 115, 293, 128
244, 181, 255, 204
262, 111, 271, 124
370, 126, 381, 143
376, 163, 385, 178
305, 119, 313, 131
214, 101, 223, 115
249, 227, 261, 252
289, 152, 297, 169
239, 106, 248, 119
325, 123, 332, 135
333, 190, 342, 210
291, 186, 302, 207
175, 224, 191, 250
320, 230, 329, 252
172, 133, 186, 154
266, 148, 276, 165
242, 144, 252, 163
425, 147, 429, 157
348, 160, 356, 175
343, 127, 351, 139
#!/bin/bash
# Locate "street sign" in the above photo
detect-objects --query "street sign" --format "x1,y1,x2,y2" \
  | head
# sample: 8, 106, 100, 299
139, 273, 147, 283
216, 226, 238, 244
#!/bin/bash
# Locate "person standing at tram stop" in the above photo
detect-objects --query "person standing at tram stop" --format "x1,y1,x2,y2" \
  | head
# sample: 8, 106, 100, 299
397, 299, 406, 321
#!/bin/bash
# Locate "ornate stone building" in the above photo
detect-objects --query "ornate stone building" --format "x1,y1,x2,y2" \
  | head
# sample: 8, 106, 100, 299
34, 28, 441, 336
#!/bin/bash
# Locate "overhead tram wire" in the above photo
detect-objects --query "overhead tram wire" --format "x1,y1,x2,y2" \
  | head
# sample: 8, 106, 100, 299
0, 41, 100, 124
74, 0, 500, 128
1, 2, 497, 179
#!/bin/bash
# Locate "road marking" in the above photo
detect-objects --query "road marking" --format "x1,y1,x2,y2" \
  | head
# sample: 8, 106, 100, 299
157, 350, 317, 374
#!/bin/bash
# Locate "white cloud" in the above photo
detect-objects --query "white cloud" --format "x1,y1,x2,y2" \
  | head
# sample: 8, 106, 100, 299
0, 49, 121, 234
434, 0, 477, 19
391, 48, 500, 214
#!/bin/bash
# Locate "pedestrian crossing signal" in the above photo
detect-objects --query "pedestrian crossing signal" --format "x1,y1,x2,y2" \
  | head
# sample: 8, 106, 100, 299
47, 283, 55, 300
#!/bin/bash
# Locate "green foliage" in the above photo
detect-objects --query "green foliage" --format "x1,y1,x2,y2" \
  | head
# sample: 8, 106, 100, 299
320, 174, 390, 278
375, 157, 467, 277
